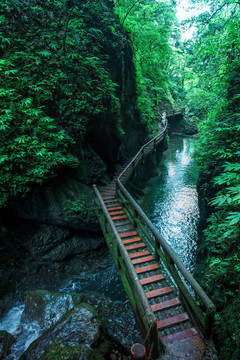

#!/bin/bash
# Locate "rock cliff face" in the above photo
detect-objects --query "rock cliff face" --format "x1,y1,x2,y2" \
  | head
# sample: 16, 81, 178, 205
0, 0, 146, 314
168, 114, 198, 135
3, 290, 141, 359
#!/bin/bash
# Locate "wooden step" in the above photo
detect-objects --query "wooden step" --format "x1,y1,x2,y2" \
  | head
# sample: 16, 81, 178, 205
151, 298, 180, 312
157, 313, 189, 330
129, 250, 151, 259
125, 243, 147, 251
111, 215, 128, 220
106, 203, 120, 208
107, 206, 122, 211
145, 286, 172, 299
101, 191, 115, 195
109, 210, 125, 216
135, 263, 159, 274
117, 226, 135, 232
122, 237, 142, 245
114, 220, 131, 226
119, 231, 138, 239
104, 199, 118, 204
162, 328, 198, 344
140, 274, 165, 286
132, 255, 154, 265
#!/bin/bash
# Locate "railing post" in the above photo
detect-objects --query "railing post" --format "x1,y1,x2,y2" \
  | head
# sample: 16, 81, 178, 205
141, 148, 145, 164
145, 320, 164, 358
203, 306, 216, 338
132, 159, 136, 177
154, 237, 160, 262
154, 138, 156, 151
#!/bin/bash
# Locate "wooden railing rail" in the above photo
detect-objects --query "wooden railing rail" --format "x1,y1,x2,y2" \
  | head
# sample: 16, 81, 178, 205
93, 184, 164, 357
115, 117, 216, 337
93, 108, 215, 357
118, 122, 167, 185
116, 181, 216, 337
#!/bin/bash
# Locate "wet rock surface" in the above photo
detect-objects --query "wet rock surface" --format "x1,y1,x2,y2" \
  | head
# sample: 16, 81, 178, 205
7, 178, 99, 232
15, 222, 105, 263
0, 245, 108, 315
19, 304, 103, 360
22, 290, 142, 353
81, 292, 143, 352
22, 291, 83, 331
1, 290, 141, 359
161, 336, 218, 360
0, 331, 15, 356
168, 113, 198, 136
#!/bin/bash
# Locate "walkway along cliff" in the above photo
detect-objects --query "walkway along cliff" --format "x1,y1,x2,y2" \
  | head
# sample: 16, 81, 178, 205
93, 111, 216, 359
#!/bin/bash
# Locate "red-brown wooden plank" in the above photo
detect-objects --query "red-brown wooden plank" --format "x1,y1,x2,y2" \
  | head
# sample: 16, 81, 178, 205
151, 298, 180, 312
109, 210, 125, 216
119, 231, 138, 238
122, 237, 142, 245
135, 263, 159, 274
157, 313, 189, 330
125, 243, 147, 251
104, 199, 118, 204
162, 328, 198, 344
132, 255, 154, 265
106, 204, 121, 209
111, 215, 128, 220
140, 274, 165, 286
129, 251, 150, 259
107, 206, 123, 211
145, 286, 172, 299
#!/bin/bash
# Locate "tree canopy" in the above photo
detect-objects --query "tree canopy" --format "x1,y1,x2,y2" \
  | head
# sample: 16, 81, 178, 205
180, 1, 240, 358
0, 0, 121, 206
114, 0, 180, 134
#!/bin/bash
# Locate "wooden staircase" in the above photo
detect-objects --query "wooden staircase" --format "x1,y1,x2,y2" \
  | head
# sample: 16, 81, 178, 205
100, 176, 198, 346
94, 118, 215, 358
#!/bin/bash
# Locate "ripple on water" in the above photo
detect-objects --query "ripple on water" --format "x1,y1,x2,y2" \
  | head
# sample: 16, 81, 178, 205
0, 305, 41, 359
141, 136, 199, 273
60, 252, 127, 301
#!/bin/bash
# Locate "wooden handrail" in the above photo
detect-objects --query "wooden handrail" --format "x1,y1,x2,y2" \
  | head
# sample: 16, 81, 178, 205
93, 184, 163, 355
118, 121, 167, 182
115, 119, 215, 337
93, 109, 215, 343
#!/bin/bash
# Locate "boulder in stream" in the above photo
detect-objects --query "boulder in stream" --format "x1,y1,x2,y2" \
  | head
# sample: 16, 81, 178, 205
18, 290, 142, 358
19, 303, 107, 360
22, 290, 84, 331
0, 330, 15, 356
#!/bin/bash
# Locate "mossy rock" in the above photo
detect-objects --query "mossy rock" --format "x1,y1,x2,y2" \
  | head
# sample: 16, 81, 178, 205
0, 330, 15, 355
19, 303, 107, 360
23, 290, 84, 330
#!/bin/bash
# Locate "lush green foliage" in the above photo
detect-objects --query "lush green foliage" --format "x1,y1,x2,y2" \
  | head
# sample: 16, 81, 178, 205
183, 1, 240, 358
0, 0, 122, 206
114, 0, 179, 135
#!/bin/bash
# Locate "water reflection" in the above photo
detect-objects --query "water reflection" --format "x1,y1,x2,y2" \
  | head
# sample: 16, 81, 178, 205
141, 136, 199, 273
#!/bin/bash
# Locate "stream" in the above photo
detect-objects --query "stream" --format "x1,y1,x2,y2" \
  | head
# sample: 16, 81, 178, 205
0, 135, 199, 359
140, 134, 199, 273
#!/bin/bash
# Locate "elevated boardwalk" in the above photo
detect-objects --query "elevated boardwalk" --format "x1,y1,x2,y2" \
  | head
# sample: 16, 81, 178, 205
93, 115, 215, 359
